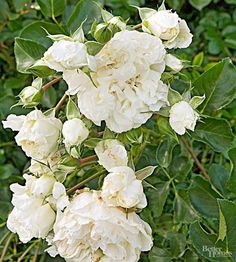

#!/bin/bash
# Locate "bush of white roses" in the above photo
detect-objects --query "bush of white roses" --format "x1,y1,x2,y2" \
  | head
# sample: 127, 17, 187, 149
1, 0, 236, 261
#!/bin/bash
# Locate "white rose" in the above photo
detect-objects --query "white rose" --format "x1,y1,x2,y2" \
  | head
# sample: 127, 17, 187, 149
95, 139, 128, 171
169, 101, 199, 135
2, 110, 62, 160
7, 174, 56, 243
47, 190, 153, 262
165, 54, 183, 72
142, 10, 192, 49
43, 40, 89, 72
62, 118, 89, 147
71, 30, 168, 133
102, 166, 147, 209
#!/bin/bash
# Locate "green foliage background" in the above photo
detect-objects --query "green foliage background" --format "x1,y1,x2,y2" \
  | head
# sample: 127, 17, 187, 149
1, 0, 236, 261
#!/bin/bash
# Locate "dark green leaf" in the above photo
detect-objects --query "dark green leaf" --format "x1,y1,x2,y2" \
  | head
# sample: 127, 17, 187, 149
193, 58, 236, 113
67, 0, 101, 33
193, 117, 234, 153
189, 176, 221, 218
37, 0, 66, 18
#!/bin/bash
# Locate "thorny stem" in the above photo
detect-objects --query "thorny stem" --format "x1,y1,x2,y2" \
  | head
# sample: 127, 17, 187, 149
180, 137, 209, 180
0, 233, 14, 262
67, 170, 105, 194
42, 77, 62, 91
79, 155, 97, 164
208, 56, 236, 63
55, 94, 67, 113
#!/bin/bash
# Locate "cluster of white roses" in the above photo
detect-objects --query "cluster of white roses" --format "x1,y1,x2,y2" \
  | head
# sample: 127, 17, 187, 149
2, 3, 202, 262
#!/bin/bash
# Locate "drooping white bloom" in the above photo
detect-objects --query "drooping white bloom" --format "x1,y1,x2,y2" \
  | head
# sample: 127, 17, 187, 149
7, 174, 56, 243
102, 166, 147, 209
47, 190, 153, 262
2, 110, 62, 160
95, 139, 128, 171
165, 54, 183, 72
72, 30, 168, 133
142, 9, 193, 49
169, 101, 199, 135
62, 118, 89, 147
43, 40, 90, 72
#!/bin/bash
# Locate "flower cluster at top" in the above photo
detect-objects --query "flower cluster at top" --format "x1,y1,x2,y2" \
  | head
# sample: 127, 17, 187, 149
2, 3, 205, 262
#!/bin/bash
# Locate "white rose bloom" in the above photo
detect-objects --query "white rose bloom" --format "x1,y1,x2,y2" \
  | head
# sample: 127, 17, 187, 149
102, 166, 147, 209
7, 174, 56, 243
62, 118, 89, 147
2, 110, 62, 160
43, 40, 89, 72
142, 10, 193, 49
169, 101, 199, 135
165, 54, 183, 72
47, 190, 153, 262
95, 139, 128, 171
70, 30, 168, 133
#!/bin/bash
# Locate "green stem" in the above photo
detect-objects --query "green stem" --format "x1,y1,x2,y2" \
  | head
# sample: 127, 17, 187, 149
0, 141, 15, 148
160, 166, 178, 195
17, 240, 39, 262
0, 233, 14, 262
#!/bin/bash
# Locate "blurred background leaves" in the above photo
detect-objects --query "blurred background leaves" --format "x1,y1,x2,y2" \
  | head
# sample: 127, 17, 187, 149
1, 0, 236, 261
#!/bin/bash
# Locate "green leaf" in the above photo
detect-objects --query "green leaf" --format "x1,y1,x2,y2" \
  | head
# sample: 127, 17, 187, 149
174, 191, 198, 223
83, 138, 102, 149
217, 207, 226, 242
189, 221, 230, 261
227, 147, 236, 193
192, 117, 234, 153
149, 247, 172, 262
67, 0, 101, 33
189, 0, 212, 10
156, 138, 177, 168
14, 37, 47, 73
193, 58, 236, 113
20, 21, 63, 48
66, 98, 81, 120
157, 116, 178, 142
189, 176, 221, 218
86, 41, 104, 55
135, 166, 156, 180
168, 88, 182, 106
218, 199, 236, 251
209, 164, 230, 196
167, 232, 186, 258
146, 182, 170, 218
193, 52, 204, 67
37, 0, 66, 18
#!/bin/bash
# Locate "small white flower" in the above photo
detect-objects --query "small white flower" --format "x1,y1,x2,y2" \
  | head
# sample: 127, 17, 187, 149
7, 174, 56, 243
2, 110, 62, 161
48, 182, 69, 211
62, 118, 89, 147
43, 40, 89, 72
47, 190, 153, 261
169, 101, 199, 135
142, 9, 193, 49
165, 54, 183, 72
102, 166, 147, 209
95, 139, 128, 171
